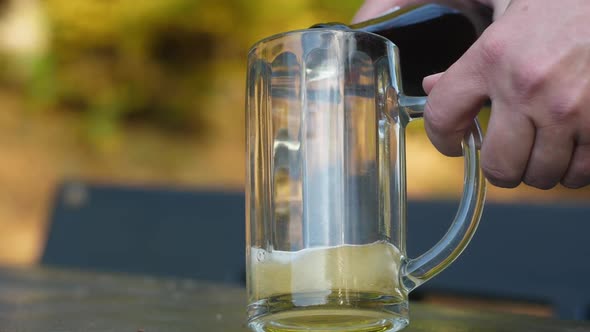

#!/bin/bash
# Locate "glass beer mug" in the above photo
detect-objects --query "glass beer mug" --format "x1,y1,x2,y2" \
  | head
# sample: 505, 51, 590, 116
245, 29, 486, 332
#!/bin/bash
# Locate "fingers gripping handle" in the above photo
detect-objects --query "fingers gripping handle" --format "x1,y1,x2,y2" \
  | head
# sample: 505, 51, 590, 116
399, 95, 486, 292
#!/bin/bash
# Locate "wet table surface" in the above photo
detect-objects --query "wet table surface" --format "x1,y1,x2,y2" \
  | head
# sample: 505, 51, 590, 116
0, 266, 588, 332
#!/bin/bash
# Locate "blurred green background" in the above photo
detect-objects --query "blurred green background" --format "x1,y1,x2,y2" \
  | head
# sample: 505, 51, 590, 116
0, 0, 588, 266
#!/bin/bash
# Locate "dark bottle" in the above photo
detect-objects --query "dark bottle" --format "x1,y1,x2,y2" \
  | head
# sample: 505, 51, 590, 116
312, 2, 493, 96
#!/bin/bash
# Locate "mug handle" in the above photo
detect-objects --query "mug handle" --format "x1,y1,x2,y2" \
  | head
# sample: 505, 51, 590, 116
398, 95, 486, 292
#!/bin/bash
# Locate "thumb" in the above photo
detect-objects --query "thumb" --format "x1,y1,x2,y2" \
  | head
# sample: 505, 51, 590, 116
352, 0, 428, 24
423, 41, 489, 157
422, 72, 444, 94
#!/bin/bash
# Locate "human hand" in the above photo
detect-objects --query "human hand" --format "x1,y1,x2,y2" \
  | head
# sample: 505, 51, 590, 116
355, 0, 590, 189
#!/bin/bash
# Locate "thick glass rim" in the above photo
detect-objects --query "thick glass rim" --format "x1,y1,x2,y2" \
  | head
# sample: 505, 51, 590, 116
248, 28, 397, 55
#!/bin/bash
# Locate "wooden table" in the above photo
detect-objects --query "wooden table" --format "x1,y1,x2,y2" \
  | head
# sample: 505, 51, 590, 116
0, 267, 588, 332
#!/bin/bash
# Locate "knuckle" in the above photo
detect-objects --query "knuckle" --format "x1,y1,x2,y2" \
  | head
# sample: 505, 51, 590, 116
511, 59, 549, 99
481, 162, 521, 188
424, 101, 463, 156
423, 99, 467, 136
423, 100, 446, 132
479, 30, 508, 67
562, 158, 590, 189
547, 93, 582, 124
523, 175, 557, 190
561, 179, 587, 189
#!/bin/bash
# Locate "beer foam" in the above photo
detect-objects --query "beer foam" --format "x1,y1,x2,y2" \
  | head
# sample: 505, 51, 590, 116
249, 241, 403, 300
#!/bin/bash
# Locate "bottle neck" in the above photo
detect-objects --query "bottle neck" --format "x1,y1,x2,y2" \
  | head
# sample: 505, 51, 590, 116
352, 3, 492, 95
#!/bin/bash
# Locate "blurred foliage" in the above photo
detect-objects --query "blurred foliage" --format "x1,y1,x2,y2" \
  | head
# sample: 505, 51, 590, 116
0, 0, 361, 149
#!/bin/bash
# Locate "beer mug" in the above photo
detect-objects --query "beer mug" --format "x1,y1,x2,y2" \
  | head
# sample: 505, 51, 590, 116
245, 29, 486, 332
